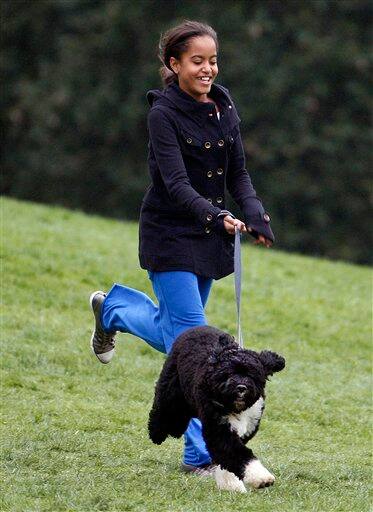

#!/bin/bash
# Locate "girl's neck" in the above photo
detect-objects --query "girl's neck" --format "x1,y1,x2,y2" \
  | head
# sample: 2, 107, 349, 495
177, 82, 219, 112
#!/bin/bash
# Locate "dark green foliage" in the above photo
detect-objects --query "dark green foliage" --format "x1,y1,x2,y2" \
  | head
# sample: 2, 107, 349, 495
2, 0, 371, 263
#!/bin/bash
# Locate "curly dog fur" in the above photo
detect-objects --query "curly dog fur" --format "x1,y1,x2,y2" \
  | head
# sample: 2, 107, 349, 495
148, 325, 285, 492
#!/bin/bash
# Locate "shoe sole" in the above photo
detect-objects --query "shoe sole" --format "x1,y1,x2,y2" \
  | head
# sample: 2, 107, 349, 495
89, 290, 113, 364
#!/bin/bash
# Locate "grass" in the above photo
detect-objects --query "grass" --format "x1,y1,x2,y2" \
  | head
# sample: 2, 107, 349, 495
1, 196, 371, 512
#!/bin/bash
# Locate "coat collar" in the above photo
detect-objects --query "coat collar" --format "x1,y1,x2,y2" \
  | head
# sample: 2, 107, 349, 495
147, 81, 240, 129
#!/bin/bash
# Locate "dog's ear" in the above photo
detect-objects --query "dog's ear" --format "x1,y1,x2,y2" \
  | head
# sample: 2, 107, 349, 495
259, 350, 285, 377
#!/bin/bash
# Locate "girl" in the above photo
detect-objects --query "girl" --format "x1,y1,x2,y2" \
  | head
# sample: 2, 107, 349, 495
89, 20, 274, 476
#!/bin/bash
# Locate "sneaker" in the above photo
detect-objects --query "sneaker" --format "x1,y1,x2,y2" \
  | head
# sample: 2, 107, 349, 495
89, 290, 117, 364
180, 462, 218, 477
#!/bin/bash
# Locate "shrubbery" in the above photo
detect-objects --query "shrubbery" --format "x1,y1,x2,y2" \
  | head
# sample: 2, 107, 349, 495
2, 0, 371, 263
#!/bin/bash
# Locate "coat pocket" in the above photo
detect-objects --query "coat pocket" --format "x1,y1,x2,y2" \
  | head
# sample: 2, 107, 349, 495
180, 130, 204, 152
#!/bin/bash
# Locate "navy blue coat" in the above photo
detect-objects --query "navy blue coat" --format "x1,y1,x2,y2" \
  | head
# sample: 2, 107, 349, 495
139, 81, 274, 280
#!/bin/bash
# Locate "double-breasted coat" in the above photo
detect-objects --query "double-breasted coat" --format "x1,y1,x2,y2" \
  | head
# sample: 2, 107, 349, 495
139, 81, 274, 280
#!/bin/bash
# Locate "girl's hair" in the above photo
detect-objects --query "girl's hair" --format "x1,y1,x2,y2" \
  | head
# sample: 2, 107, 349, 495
158, 20, 218, 87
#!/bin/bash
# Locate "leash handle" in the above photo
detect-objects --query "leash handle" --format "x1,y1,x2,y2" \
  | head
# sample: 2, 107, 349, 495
234, 226, 244, 348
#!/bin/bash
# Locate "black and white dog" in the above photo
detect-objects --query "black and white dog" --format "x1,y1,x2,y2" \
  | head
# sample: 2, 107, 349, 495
148, 325, 285, 492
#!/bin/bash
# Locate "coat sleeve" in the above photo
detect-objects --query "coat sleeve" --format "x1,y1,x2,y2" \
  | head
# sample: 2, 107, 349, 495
148, 107, 227, 234
226, 124, 275, 243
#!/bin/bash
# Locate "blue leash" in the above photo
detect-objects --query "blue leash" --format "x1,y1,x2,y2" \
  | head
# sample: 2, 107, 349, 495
234, 227, 244, 348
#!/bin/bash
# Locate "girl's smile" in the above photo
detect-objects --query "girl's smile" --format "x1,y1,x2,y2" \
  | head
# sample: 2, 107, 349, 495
169, 35, 218, 102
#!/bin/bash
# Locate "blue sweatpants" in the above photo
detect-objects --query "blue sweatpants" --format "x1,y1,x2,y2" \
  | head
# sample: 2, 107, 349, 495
101, 270, 213, 467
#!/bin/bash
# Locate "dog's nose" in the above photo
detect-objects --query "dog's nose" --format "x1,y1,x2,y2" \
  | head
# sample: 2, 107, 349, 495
236, 385, 247, 394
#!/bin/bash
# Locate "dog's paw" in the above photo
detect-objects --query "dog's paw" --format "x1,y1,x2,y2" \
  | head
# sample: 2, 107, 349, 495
215, 466, 247, 493
148, 428, 167, 445
243, 459, 275, 489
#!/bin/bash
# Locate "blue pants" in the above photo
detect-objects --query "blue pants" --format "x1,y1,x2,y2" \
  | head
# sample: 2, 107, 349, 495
101, 270, 213, 467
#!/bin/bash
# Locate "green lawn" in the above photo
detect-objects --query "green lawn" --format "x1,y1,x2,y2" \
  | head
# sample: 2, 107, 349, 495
1, 197, 371, 512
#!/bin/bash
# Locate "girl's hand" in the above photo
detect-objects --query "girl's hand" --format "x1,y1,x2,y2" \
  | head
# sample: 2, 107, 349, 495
223, 215, 247, 235
223, 216, 272, 248
247, 227, 273, 248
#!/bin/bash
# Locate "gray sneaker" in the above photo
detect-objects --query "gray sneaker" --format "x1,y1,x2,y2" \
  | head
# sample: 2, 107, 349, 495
180, 462, 218, 477
89, 291, 116, 364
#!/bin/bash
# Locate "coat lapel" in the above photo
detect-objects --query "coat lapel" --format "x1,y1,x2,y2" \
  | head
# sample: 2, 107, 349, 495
163, 82, 241, 134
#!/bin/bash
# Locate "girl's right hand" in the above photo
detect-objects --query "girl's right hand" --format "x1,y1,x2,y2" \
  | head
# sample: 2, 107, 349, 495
223, 215, 247, 235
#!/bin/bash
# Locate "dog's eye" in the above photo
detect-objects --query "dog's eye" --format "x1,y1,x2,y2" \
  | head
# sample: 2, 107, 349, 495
233, 361, 250, 374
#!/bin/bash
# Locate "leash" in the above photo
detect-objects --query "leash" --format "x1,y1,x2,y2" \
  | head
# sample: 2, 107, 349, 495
234, 226, 244, 348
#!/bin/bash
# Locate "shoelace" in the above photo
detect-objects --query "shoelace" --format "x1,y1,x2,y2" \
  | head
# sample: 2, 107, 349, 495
102, 331, 115, 347
97, 325, 115, 348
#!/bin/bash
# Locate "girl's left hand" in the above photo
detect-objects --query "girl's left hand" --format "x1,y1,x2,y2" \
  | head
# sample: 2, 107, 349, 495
247, 227, 272, 248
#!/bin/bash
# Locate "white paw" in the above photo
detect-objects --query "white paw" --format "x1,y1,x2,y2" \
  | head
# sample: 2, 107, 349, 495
243, 459, 275, 489
215, 465, 247, 493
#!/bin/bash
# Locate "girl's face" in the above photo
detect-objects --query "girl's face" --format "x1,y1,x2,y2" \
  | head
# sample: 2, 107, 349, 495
169, 35, 218, 102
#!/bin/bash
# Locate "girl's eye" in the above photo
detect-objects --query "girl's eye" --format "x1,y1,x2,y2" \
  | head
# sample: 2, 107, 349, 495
193, 60, 217, 65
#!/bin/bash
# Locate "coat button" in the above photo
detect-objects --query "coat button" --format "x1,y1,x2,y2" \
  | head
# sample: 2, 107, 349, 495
218, 140, 224, 147
206, 214, 213, 222
263, 213, 271, 223
204, 141, 212, 149
228, 105, 232, 109
205, 227, 211, 234
207, 198, 212, 203
208, 113, 213, 117
186, 137, 193, 144
207, 170, 213, 178
217, 168, 224, 175
217, 197, 223, 204
229, 135, 234, 143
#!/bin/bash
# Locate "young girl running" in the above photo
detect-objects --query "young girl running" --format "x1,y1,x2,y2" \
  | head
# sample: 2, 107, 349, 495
89, 20, 274, 476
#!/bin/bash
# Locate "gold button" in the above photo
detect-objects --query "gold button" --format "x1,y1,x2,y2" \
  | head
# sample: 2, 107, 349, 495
207, 198, 212, 203
205, 227, 211, 234
206, 214, 213, 222
204, 141, 211, 149
186, 137, 193, 144
217, 197, 223, 204
218, 140, 224, 147
217, 168, 224, 175
207, 170, 213, 178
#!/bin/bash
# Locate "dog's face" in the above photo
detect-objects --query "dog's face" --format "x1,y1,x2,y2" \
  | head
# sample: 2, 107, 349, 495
208, 336, 285, 413
212, 356, 266, 413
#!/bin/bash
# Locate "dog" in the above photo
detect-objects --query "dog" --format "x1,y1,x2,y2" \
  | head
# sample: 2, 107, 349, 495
148, 325, 285, 492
